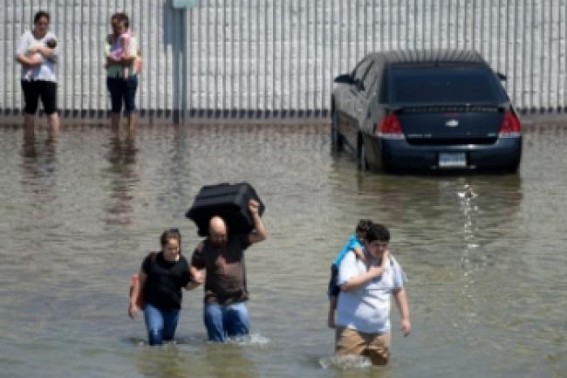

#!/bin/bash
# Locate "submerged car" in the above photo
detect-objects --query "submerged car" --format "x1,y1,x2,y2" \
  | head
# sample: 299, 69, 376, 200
331, 49, 522, 173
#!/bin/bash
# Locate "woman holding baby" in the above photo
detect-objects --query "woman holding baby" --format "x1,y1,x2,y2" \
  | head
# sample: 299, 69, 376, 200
15, 10, 60, 131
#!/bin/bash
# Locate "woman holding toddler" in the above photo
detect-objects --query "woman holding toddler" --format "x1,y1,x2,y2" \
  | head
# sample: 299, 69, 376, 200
104, 12, 141, 130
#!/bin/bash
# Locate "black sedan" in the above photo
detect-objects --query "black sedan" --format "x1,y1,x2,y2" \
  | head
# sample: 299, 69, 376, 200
331, 50, 522, 173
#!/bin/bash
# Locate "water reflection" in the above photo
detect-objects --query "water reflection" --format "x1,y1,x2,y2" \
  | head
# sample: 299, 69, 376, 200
347, 173, 524, 253
135, 346, 194, 378
134, 343, 258, 378
154, 124, 191, 211
200, 343, 259, 378
20, 125, 58, 197
103, 127, 139, 226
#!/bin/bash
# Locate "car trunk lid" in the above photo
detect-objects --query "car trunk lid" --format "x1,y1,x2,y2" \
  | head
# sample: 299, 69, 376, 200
395, 105, 504, 145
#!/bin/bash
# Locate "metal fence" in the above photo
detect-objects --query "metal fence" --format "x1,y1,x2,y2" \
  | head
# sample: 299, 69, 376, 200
1, 0, 566, 120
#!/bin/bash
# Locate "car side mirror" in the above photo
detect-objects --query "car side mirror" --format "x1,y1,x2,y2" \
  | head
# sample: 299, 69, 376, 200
334, 74, 354, 85
497, 72, 507, 81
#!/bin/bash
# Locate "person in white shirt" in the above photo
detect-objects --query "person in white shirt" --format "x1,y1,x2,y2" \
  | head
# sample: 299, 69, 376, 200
335, 223, 411, 366
15, 11, 60, 131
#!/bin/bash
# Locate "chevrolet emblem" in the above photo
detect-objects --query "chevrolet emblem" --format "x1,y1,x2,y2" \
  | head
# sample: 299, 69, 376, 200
445, 119, 459, 127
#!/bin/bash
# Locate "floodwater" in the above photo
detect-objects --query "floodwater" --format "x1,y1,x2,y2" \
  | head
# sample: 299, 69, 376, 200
0, 119, 566, 378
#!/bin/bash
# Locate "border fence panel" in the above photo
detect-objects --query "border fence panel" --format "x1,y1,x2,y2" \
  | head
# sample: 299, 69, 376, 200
1, 0, 566, 120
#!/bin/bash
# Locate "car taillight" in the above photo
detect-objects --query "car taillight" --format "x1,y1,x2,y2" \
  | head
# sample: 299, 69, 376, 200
499, 111, 521, 138
376, 114, 405, 139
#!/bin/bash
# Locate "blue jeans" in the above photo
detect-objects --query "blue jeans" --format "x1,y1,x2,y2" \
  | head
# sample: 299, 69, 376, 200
106, 75, 138, 114
143, 303, 180, 346
204, 302, 250, 342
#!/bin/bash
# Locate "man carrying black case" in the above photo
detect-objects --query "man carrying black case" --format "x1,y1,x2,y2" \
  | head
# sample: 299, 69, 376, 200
189, 198, 267, 342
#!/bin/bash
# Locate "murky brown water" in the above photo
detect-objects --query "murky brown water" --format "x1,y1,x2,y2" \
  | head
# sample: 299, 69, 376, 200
1, 120, 566, 377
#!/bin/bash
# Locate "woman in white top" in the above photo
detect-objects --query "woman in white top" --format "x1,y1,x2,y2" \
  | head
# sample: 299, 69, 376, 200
15, 10, 60, 131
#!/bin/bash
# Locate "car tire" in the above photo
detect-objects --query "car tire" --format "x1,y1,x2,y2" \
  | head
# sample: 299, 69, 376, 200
331, 112, 344, 152
357, 139, 369, 171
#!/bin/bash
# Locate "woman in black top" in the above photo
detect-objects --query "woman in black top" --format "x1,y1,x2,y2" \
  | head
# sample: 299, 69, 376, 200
129, 229, 198, 345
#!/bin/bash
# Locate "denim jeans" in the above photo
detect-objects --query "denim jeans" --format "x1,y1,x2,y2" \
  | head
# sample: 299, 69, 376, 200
143, 303, 180, 346
106, 75, 138, 114
204, 302, 250, 342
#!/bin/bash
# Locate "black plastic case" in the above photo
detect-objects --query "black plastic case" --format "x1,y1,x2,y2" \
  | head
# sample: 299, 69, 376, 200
186, 182, 265, 236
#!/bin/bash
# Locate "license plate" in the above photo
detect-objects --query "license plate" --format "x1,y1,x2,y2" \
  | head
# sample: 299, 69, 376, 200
438, 152, 467, 168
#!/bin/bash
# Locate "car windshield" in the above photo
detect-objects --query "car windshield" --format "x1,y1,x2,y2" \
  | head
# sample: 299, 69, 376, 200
388, 66, 507, 105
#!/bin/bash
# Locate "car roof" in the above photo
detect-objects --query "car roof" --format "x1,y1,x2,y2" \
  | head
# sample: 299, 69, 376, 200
365, 49, 489, 67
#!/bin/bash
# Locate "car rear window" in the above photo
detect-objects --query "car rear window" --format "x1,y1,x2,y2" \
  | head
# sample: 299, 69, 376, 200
387, 66, 507, 105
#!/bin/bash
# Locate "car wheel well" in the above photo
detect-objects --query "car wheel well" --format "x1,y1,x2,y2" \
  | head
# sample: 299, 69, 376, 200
357, 133, 369, 171
331, 107, 344, 152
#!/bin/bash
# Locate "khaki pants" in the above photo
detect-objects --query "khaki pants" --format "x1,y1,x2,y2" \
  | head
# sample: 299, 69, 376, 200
335, 326, 391, 366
